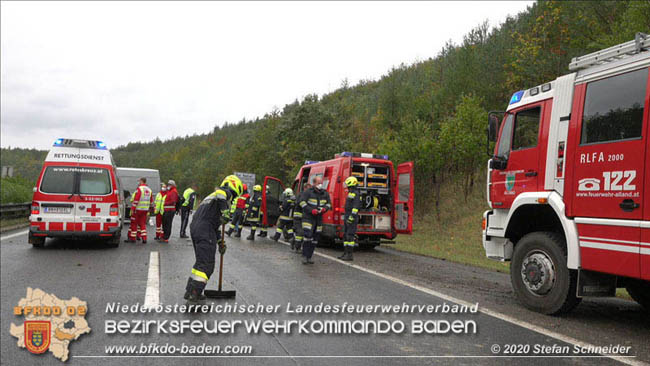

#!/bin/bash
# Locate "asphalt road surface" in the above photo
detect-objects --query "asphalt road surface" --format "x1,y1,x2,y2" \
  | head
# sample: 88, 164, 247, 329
1, 218, 647, 366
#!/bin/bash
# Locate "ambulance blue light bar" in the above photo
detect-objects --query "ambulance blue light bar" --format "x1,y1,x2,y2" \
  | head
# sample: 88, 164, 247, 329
305, 160, 320, 165
509, 91, 524, 105
340, 152, 389, 160
53, 138, 108, 149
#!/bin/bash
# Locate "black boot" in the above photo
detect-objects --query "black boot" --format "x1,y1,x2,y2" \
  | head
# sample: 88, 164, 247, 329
294, 240, 302, 253
225, 227, 233, 237
183, 278, 193, 300
246, 230, 256, 241
235, 228, 242, 238
258, 230, 267, 238
185, 279, 206, 302
188, 288, 206, 302
342, 246, 354, 261
290, 238, 295, 250
271, 232, 281, 242
338, 246, 347, 259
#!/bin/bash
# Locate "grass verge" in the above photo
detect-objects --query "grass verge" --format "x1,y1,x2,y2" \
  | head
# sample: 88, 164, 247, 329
0, 217, 29, 231
393, 174, 508, 273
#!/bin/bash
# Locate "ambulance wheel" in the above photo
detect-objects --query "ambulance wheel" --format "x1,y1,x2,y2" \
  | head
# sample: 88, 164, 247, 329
510, 231, 580, 315
626, 279, 650, 311
107, 232, 121, 248
29, 233, 45, 248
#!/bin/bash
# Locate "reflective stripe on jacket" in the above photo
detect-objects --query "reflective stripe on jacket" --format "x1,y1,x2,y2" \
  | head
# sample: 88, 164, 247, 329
164, 187, 179, 211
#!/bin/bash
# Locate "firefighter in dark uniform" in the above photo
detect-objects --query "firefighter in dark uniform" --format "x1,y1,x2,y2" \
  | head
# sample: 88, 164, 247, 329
246, 185, 263, 240
299, 176, 331, 264
339, 177, 362, 261
271, 188, 295, 242
184, 175, 243, 302
291, 183, 311, 252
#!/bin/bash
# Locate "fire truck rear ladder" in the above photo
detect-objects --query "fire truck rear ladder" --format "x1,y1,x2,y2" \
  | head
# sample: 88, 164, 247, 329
569, 32, 649, 71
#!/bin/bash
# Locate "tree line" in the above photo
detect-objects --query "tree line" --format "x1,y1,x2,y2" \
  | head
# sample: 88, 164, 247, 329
2, 1, 648, 216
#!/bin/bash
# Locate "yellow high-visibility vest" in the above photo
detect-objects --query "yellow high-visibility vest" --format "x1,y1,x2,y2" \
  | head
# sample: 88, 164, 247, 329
182, 188, 195, 207
134, 185, 152, 211
154, 192, 165, 214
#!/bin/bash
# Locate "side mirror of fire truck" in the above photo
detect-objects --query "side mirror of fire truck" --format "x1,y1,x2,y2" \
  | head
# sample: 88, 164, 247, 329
489, 156, 508, 170
487, 113, 499, 142
486, 111, 503, 158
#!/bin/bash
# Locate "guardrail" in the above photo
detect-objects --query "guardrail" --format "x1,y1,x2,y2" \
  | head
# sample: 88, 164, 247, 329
0, 203, 31, 219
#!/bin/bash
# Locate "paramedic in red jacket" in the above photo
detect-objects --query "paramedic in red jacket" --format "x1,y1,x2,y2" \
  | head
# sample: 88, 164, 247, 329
125, 178, 153, 244
162, 179, 180, 243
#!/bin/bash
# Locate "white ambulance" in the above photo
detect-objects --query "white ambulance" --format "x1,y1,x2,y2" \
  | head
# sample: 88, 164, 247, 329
29, 138, 125, 247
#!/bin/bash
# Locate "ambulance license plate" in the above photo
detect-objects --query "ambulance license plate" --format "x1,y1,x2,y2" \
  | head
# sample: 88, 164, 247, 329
44, 207, 71, 214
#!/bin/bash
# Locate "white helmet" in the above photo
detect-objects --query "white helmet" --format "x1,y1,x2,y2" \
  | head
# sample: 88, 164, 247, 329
283, 188, 294, 196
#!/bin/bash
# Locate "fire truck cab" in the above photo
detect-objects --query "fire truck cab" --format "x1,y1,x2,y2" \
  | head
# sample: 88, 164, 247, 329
261, 152, 414, 247
484, 33, 650, 314
29, 138, 124, 248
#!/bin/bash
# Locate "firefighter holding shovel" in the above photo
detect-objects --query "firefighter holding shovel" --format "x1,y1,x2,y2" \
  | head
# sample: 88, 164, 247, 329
184, 175, 243, 302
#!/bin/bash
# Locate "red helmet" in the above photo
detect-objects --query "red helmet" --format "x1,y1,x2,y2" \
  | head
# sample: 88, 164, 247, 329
242, 183, 248, 192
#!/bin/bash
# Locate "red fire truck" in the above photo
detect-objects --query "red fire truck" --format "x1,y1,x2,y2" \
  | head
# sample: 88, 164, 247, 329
483, 33, 650, 314
261, 152, 414, 247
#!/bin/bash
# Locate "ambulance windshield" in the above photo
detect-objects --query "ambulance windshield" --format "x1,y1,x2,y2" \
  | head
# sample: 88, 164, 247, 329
40, 166, 76, 194
40, 166, 112, 195
79, 168, 111, 195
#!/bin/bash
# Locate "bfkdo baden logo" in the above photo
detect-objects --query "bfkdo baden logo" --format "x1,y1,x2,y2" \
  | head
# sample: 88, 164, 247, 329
25, 320, 51, 354
10, 288, 91, 362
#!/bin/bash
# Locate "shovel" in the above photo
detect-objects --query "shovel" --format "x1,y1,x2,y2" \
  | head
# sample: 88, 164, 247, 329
204, 223, 236, 298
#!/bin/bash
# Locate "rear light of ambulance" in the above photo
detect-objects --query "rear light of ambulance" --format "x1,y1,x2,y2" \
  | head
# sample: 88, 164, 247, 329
31, 202, 40, 215
482, 218, 486, 230
110, 204, 119, 216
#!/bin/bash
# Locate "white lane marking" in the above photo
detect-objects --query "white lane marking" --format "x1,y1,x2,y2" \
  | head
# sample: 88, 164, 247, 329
0, 230, 29, 241
264, 233, 645, 366
144, 251, 160, 310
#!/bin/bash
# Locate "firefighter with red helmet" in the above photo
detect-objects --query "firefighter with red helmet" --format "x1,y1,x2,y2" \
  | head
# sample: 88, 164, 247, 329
339, 176, 362, 261
125, 177, 153, 244
226, 183, 249, 238
162, 180, 180, 243
299, 176, 331, 264
184, 175, 243, 302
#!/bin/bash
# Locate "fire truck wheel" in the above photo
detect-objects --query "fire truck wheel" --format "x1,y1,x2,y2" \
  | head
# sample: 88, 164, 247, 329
625, 280, 650, 311
510, 231, 580, 315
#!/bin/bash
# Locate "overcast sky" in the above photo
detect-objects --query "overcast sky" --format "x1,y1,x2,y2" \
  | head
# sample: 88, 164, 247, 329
1, 1, 533, 150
